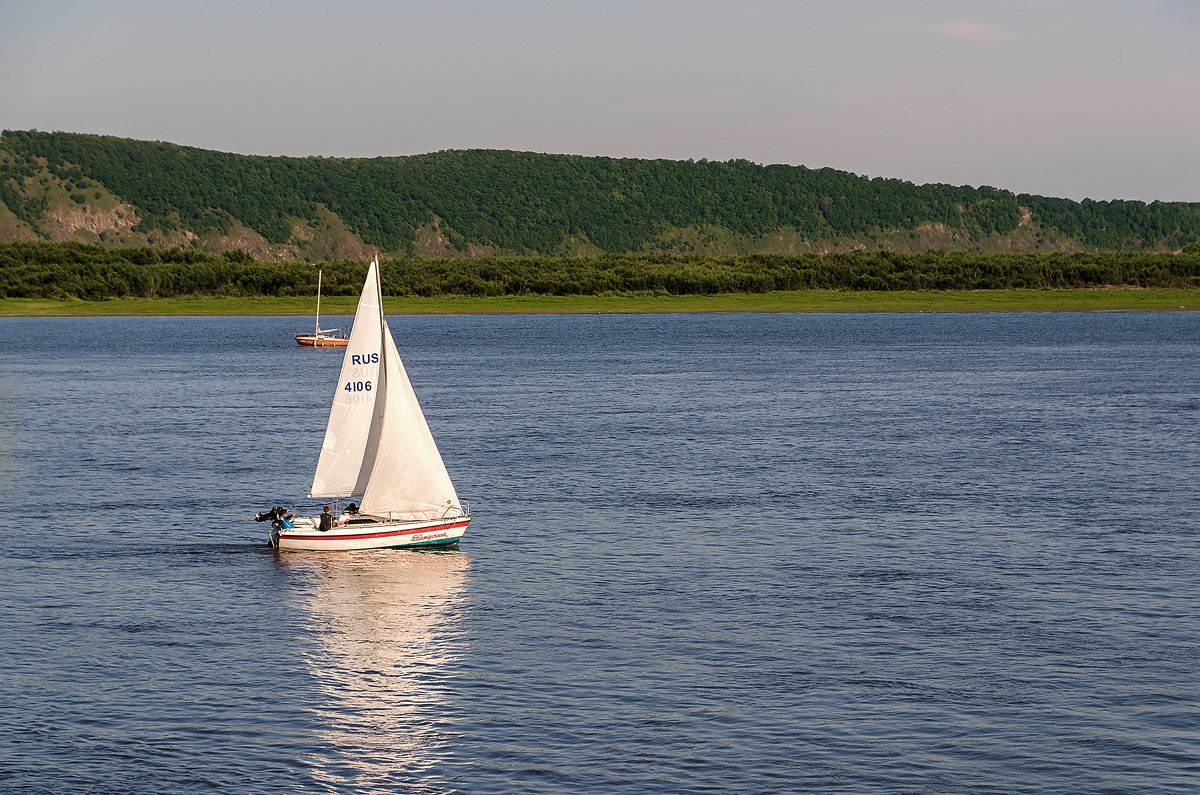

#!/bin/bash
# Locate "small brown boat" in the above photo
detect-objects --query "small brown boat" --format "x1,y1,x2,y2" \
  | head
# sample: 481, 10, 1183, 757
295, 332, 349, 347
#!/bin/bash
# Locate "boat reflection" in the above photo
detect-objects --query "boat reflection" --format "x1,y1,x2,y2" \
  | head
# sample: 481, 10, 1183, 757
279, 549, 471, 792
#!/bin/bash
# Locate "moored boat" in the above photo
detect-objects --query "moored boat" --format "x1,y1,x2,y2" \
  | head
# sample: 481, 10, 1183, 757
296, 269, 348, 347
295, 333, 349, 347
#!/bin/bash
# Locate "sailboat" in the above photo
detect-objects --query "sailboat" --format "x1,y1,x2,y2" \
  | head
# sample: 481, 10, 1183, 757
261, 256, 470, 551
296, 269, 349, 347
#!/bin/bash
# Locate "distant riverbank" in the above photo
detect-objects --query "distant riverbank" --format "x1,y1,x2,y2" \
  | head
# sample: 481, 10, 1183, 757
1, 288, 1197, 316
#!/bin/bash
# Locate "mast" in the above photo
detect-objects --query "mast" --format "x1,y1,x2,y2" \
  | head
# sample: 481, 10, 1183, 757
374, 257, 387, 420
375, 258, 385, 346
315, 270, 323, 334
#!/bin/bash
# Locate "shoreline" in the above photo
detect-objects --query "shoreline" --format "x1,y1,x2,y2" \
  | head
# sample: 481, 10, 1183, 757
1, 288, 1197, 317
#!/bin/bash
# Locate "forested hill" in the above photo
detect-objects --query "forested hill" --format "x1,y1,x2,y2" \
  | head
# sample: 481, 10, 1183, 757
2, 129, 1198, 262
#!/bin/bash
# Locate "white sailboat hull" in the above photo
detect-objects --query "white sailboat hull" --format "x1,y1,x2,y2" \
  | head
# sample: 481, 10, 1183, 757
275, 515, 469, 552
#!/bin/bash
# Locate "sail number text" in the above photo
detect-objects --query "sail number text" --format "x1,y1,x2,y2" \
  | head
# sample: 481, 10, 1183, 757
344, 353, 378, 399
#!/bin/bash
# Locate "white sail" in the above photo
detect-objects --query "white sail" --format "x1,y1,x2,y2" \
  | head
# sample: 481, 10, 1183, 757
359, 323, 462, 520
309, 259, 385, 498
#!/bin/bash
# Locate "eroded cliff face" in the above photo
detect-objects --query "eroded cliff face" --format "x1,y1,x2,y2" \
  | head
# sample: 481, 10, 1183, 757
0, 188, 381, 262
0, 151, 155, 247
41, 202, 142, 241
0, 149, 372, 260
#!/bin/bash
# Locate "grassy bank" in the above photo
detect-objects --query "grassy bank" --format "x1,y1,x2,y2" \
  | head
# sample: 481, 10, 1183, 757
1, 288, 1198, 317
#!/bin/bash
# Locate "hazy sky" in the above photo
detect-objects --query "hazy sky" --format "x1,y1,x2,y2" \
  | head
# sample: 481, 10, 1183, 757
3, 0, 1198, 202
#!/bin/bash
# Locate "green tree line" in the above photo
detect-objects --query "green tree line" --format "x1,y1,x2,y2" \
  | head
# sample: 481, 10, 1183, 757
2, 241, 1197, 301
4, 130, 1199, 256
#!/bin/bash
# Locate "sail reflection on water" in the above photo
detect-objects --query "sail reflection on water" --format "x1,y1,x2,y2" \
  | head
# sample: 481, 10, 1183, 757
280, 550, 471, 792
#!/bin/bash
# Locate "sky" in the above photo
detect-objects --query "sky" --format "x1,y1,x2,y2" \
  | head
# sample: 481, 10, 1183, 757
3, 0, 1198, 202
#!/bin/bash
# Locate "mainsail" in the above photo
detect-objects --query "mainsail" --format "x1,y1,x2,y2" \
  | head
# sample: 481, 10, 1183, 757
309, 258, 462, 522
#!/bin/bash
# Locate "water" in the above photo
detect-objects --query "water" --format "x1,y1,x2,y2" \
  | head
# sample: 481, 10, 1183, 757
0, 311, 1196, 793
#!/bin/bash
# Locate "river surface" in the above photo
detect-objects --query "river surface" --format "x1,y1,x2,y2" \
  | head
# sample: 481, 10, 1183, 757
0, 311, 1197, 794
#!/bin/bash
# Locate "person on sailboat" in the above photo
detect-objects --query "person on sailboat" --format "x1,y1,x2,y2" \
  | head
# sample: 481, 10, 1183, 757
319, 505, 334, 532
255, 506, 294, 527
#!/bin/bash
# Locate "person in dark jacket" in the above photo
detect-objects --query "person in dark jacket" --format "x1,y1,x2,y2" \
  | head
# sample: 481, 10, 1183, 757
319, 505, 334, 532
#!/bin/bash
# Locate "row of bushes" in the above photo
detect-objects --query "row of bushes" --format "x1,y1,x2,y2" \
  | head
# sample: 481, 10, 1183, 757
2, 241, 1198, 300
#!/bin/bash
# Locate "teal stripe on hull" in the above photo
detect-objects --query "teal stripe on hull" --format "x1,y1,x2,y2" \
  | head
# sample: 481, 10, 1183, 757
390, 536, 461, 549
